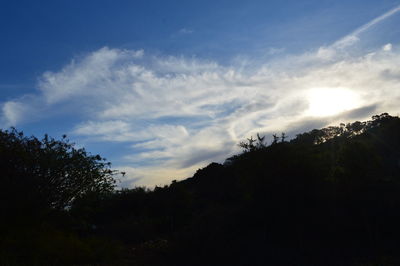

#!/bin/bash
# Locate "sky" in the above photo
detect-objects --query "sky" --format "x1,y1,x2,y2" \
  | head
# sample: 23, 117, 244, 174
1, 0, 400, 187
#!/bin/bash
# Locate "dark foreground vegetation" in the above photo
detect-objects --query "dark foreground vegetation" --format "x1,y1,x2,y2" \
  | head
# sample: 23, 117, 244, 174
1, 113, 400, 265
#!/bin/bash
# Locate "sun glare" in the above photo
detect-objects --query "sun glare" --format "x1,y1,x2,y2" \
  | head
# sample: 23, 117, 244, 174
306, 87, 361, 117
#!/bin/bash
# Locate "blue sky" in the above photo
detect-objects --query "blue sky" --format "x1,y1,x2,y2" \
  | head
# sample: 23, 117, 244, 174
1, 1, 400, 187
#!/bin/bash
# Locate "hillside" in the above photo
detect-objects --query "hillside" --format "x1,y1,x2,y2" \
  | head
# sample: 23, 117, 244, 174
2, 113, 400, 265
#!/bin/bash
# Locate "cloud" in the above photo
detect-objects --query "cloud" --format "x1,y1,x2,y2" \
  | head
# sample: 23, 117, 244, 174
38, 48, 144, 105
2, 100, 26, 125
267, 47, 285, 55
0, 94, 45, 126
340, 104, 379, 120
383, 43, 393, 51
381, 68, 400, 81
179, 28, 194, 34
73, 120, 135, 141
332, 4, 400, 49
1, 7, 400, 187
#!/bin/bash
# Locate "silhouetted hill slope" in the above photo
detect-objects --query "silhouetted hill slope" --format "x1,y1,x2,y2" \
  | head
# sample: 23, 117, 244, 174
2, 113, 400, 265
67, 113, 400, 265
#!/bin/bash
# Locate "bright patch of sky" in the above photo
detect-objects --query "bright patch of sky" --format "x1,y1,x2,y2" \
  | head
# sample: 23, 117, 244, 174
1, 0, 400, 187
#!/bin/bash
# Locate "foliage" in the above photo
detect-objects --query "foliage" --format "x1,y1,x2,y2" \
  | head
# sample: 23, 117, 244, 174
0, 128, 116, 213
238, 133, 267, 152
0, 225, 123, 265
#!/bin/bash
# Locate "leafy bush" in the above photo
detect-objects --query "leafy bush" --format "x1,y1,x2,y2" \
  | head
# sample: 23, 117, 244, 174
0, 128, 116, 216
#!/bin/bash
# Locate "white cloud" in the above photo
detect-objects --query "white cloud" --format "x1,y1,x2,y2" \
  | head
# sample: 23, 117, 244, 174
2, 8, 400, 187
73, 120, 136, 141
383, 43, 392, 51
38, 47, 144, 105
0, 94, 45, 126
2, 101, 26, 125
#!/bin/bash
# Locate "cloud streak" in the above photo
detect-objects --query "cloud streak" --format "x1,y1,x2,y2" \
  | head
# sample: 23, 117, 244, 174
333, 4, 400, 49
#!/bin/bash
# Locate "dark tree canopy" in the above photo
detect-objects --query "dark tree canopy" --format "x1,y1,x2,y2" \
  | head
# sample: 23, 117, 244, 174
0, 128, 116, 212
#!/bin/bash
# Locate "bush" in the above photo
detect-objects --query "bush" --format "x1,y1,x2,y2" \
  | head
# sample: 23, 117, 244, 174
0, 128, 116, 219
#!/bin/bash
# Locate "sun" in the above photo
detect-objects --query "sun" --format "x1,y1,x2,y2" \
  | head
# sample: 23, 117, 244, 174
306, 87, 361, 117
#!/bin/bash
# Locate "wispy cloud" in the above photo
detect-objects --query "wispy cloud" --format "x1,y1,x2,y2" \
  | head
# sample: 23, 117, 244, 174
333, 4, 400, 49
1, 7, 400, 187
179, 28, 194, 34
267, 47, 285, 55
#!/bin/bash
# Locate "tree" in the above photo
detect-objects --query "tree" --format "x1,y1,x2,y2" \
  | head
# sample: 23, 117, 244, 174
238, 136, 257, 152
281, 132, 287, 142
272, 133, 279, 144
238, 133, 266, 152
0, 128, 117, 213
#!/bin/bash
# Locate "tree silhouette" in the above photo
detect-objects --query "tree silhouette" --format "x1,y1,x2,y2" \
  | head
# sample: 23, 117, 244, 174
0, 128, 116, 213
272, 133, 279, 144
281, 132, 287, 142
238, 133, 266, 152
